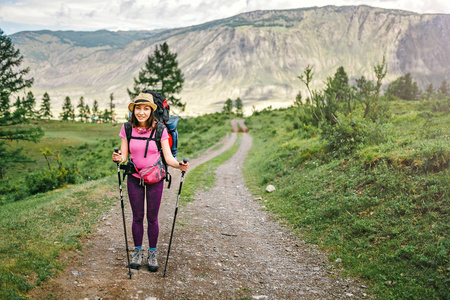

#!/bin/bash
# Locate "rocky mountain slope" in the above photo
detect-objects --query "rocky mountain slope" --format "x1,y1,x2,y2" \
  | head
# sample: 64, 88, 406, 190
10, 5, 450, 117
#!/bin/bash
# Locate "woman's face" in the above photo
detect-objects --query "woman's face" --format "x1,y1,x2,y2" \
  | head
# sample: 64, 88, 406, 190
134, 104, 152, 125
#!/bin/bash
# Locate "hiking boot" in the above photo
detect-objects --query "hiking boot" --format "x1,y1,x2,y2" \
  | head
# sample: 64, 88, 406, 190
130, 248, 143, 270
147, 249, 158, 272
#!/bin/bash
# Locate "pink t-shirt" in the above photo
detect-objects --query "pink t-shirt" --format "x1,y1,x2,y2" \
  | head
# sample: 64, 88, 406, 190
119, 124, 169, 176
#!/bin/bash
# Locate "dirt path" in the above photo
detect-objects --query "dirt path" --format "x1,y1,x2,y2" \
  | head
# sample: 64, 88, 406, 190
29, 124, 369, 300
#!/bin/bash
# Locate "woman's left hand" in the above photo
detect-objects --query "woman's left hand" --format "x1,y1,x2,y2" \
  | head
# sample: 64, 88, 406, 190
179, 161, 189, 172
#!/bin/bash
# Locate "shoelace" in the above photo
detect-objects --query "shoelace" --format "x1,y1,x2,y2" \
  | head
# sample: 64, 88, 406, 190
132, 250, 141, 261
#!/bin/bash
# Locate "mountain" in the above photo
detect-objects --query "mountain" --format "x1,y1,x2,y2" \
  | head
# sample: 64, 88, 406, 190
9, 5, 450, 117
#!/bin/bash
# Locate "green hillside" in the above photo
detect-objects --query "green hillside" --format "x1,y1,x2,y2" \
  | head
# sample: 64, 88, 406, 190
243, 99, 449, 298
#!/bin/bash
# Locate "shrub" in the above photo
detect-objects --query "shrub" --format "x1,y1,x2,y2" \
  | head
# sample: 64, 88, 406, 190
27, 169, 59, 194
321, 115, 370, 157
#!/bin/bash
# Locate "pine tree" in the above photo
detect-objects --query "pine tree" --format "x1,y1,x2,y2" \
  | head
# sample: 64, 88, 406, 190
235, 97, 243, 116
85, 104, 91, 122
128, 42, 185, 111
438, 80, 449, 97
223, 98, 233, 113
92, 100, 99, 120
109, 93, 115, 122
40, 92, 52, 119
60, 96, 74, 121
0, 29, 33, 119
23, 91, 37, 119
0, 29, 43, 179
13, 96, 23, 111
387, 73, 420, 100
77, 96, 87, 122
102, 109, 111, 123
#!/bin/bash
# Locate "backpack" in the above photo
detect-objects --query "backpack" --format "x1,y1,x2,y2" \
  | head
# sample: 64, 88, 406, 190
142, 90, 179, 159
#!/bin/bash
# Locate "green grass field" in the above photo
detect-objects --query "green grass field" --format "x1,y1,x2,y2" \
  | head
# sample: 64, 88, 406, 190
243, 99, 449, 299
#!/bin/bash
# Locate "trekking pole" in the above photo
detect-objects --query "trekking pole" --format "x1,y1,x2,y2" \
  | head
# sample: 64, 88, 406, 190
114, 147, 132, 279
163, 158, 189, 277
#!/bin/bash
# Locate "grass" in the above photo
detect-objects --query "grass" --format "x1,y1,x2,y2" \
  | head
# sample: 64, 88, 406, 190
5, 120, 120, 169
0, 177, 117, 299
243, 100, 449, 299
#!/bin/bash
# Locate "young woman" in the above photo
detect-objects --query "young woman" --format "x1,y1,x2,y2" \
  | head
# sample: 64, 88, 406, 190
112, 92, 188, 272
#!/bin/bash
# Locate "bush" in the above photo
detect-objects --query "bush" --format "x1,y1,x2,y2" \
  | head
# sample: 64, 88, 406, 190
321, 115, 371, 157
0, 182, 29, 204
27, 169, 59, 194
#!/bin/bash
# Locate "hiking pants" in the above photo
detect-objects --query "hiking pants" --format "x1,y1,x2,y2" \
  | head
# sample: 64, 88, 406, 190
126, 175, 164, 248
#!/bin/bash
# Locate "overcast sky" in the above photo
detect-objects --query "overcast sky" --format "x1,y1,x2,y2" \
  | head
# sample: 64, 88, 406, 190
1, 0, 449, 35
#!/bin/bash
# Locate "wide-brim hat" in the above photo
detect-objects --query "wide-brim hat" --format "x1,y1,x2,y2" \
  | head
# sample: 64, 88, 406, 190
128, 92, 157, 112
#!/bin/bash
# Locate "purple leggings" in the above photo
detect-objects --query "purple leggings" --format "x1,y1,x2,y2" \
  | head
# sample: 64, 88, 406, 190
127, 175, 164, 248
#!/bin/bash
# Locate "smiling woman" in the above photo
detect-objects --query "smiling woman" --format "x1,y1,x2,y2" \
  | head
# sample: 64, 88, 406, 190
111, 91, 189, 273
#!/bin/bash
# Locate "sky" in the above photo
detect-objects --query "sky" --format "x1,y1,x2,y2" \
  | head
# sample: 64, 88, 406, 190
1, 0, 449, 35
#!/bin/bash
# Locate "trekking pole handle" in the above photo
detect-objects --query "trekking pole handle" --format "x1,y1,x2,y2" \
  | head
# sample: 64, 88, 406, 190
179, 158, 189, 176
114, 147, 120, 164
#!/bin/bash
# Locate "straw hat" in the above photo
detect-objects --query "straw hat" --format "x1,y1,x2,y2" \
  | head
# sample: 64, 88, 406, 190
128, 92, 157, 112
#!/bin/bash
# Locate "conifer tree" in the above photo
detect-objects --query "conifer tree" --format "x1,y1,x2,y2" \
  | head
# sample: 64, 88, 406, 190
40, 92, 52, 119
13, 96, 23, 111
0, 29, 43, 179
102, 109, 111, 123
223, 98, 233, 113
85, 104, 91, 122
92, 100, 99, 120
109, 93, 115, 122
235, 97, 243, 116
60, 96, 74, 121
23, 91, 37, 119
438, 80, 449, 97
77, 96, 87, 122
0, 29, 33, 119
128, 42, 185, 111
386, 73, 420, 100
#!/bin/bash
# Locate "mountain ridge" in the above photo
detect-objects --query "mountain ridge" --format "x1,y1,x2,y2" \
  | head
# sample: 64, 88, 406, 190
9, 5, 450, 117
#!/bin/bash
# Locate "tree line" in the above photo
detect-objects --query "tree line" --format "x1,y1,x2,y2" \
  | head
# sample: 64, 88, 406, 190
10, 90, 117, 122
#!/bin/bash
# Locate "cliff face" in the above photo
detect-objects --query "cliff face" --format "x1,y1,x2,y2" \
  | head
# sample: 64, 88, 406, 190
10, 5, 450, 116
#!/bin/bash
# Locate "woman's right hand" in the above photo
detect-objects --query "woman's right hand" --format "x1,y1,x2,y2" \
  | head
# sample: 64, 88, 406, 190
112, 151, 122, 162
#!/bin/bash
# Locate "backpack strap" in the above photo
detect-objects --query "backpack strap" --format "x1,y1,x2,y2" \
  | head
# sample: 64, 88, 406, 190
124, 121, 132, 153
155, 122, 172, 189
124, 121, 157, 159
